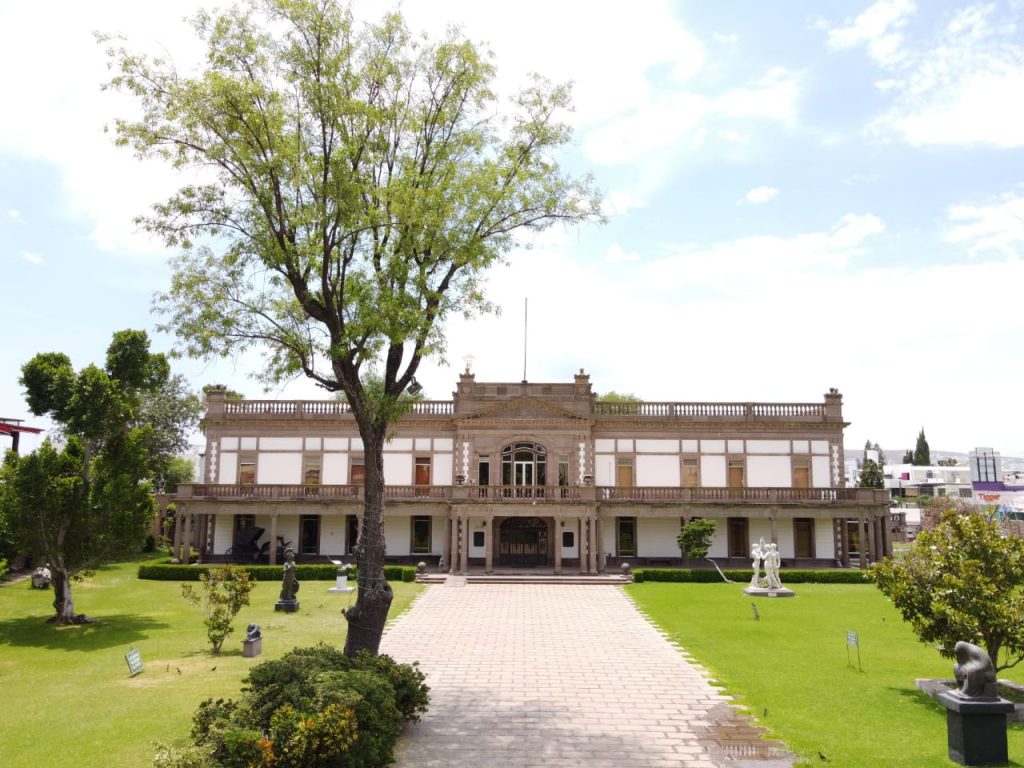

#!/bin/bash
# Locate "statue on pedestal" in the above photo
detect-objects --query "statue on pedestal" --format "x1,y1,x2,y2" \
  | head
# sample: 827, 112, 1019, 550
275, 548, 300, 612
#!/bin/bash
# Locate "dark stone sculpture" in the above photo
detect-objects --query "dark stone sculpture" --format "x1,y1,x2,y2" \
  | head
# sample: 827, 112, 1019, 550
939, 641, 1013, 765
245, 623, 261, 641
953, 641, 998, 700
275, 548, 300, 612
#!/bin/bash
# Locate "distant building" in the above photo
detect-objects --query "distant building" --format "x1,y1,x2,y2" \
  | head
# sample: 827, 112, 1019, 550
970, 448, 1024, 517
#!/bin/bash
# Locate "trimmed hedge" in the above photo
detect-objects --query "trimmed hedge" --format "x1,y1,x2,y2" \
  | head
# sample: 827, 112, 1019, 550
631, 568, 870, 584
138, 561, 417, 583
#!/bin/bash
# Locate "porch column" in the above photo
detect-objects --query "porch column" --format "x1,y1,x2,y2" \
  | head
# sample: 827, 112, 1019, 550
485, 515, 494, 573
205, 514, 215, 560
882, 513, 892, 558
180, 509, 192, 563
172, 507, 184, 562
596, 516, 605, 573
840, 518, 850, 567
587, 515, 598, 574
459, 514, 469, 574
270, 514, 279, 565
769, 512, 778, 545
867, 516, 877, 565
554, 518, 562, 575
448, 512, 458, 574
858, 516, 868, 569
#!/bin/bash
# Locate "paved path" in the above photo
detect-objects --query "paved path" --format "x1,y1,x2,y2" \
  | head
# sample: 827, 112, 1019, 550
381, 582, 791, 768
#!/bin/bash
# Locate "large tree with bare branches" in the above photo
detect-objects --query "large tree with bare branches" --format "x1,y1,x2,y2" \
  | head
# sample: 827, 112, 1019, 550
106, 0, 601, 654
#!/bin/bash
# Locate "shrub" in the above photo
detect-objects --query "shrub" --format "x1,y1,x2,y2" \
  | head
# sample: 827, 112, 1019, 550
138, 562, 416, 582
178, 644, 429, 768
0, 558, 7, 580
677, 518, 717, 559
181, 565, 255, 653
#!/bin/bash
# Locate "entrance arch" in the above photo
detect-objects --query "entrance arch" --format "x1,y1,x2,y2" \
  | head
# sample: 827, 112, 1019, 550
499, 517, 549, 567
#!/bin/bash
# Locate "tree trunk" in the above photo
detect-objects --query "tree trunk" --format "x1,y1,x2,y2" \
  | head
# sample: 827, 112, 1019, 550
343, 427, 393, 657
50, 566, 91, 625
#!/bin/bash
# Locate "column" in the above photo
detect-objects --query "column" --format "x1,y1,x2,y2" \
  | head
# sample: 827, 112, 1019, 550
448, 512, 458, 574
459, 514, 469, 574
484, 515, 494, 573
172, 507, 184, 562
596, 516, 605, 573
205, 515, 215, 560
858, 516, 868, 569
270, 514, 279, 565
588, 515, 598, 574
769, 513, 778, 545
866, 517, 877, 565
554, 518, 562, 575
180, 509, 192, 563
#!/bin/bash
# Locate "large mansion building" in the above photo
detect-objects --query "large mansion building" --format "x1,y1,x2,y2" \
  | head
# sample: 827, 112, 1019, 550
173, 370, 891, 572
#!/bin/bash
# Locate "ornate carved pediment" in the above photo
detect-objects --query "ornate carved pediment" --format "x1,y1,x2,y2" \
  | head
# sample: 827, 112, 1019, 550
460, 396, 585, 423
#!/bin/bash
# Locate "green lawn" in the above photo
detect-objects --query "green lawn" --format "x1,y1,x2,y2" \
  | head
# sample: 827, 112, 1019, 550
0, 556, 422, 768
627, 582, 1024, 768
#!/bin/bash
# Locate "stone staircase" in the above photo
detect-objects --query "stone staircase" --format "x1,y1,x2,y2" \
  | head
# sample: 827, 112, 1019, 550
416, 571, 631, 586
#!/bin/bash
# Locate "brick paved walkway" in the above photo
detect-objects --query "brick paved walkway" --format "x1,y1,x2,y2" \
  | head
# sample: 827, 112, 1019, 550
381, 582, 791, 768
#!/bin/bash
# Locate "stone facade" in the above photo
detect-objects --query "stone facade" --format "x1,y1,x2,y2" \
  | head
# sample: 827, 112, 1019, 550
173, 370, 891, 572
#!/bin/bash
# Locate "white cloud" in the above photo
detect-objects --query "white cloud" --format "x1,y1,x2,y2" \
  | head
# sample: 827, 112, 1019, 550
604, 244, 641, 264
21, 251, 44, 265
827, 2, 1024, 148
827, 0, 916, 66
944, 189, 1024, 256
714, 32, 739, 45
601, 192, 647, 217
7, 209, 21, 220
739, 186, 780, 205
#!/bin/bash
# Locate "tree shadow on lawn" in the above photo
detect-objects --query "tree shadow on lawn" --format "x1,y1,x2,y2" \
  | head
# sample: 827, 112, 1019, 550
0, 613, 170, 651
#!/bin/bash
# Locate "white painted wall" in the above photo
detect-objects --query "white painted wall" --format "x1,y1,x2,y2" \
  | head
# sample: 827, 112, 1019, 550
707, 525, 727, 558
638, 517, 681, 557
747, 440, 790, 454
321, 516, 346, 557
595, 454, 615, 486
815, 521, 835, 560
323, 453, 347, 484
560, 519, 579, 559
213, 514, 235, 553
469, 518, 487, 558
384, 516, 410, 556
747, 456, 792, 487
775, 519, 794, 559
431, 514, 446, 555
219, 452, 238, 483
385, 438, 413, 451
812, 456, 831, 487
595, 439, 615, 452
602, 522, 616, 557
258, 453, 302, 484
276, 517, 301, 552
383, 453, 412, 485
636, 455, 681, 487
701, 455, 727, 486
636, 439, 678, 453
434, 453, 453, 485
261, 437, 303, 451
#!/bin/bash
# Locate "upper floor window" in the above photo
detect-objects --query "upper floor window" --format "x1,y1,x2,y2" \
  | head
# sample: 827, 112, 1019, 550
238, 455, 256, 485
415, 457, 431, 486
682, 458, 699, 488
501, 442, 547, 486
727, 458, 745, 487
350, 457, 365, 486
303, 455, 321, 486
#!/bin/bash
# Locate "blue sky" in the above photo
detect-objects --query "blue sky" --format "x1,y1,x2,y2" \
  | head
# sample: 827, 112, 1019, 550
1, 0, 1023, 458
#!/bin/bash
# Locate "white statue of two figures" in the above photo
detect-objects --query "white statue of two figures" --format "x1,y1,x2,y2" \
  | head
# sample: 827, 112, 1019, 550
745, 536, 793, 596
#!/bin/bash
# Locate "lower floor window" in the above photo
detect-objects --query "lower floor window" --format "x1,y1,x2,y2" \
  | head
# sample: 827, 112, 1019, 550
300, 515, 320, 556
411, 516, 432, 554
234, 514, 255, 532
794, 518, 814, 558
617, 517, 636, 557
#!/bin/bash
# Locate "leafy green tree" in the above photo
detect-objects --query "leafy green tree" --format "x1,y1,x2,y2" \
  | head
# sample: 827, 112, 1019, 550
160, 456, 196, 495
0, 331, 173, 623
106, 0, 601, 655
598, 392, 640, 402
181, 564, 255, 653
902, 449, 915, 464
858, 459, 884, 489
677, 518, 717, 560
913, 428, 931, 466
140, 373, 202, 487
871, 506, 1024, 672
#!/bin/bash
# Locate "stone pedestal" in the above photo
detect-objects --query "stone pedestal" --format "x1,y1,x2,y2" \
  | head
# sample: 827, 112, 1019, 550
939, 691, 1013, 766
275, 599, 299, 613
328, 574, 355, 594
743, 586, 796, 598
242, 637, 262, 658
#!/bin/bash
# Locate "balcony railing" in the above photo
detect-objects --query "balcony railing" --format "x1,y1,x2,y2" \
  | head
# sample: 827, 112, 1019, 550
596, 486, 889, 503
220, 400, 455, 417
592, 401, 826, 419
177, 484, 888, 505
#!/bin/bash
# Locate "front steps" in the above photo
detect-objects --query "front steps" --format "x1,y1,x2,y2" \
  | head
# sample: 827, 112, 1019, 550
417, 572, 631, 585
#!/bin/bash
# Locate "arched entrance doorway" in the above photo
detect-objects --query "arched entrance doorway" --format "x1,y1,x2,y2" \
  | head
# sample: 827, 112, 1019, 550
499, 517, 549, 567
